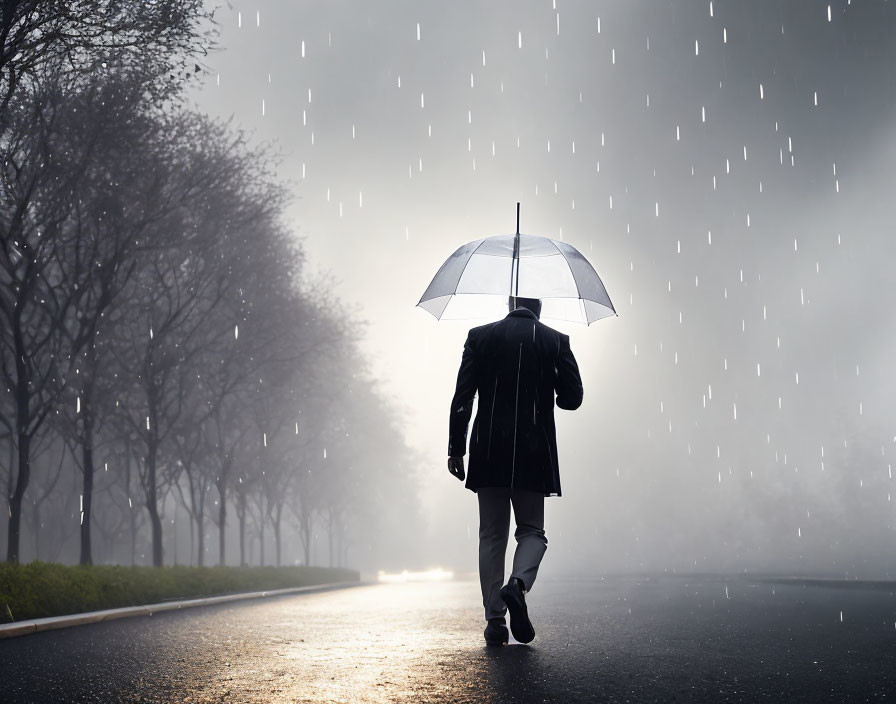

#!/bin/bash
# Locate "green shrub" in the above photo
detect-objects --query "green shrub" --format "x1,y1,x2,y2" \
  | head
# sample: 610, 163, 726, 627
0, 562, 359, 623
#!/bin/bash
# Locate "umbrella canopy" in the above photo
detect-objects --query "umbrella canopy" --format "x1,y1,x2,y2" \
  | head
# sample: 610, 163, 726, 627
417, 215, 616, 325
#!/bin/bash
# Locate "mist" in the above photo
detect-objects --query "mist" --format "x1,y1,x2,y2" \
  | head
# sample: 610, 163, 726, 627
180, 0, 896, 578
6, 0, 891, 578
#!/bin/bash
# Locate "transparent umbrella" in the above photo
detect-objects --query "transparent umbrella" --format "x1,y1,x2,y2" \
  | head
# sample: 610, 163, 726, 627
417, 204, 617, 325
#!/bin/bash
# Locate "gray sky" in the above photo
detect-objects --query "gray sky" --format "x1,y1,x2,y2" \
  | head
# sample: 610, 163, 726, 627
187, 1, 896, 577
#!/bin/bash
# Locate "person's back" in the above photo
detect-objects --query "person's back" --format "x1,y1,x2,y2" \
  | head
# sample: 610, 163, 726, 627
447, 296, 583, 645
449, 298, 583, 496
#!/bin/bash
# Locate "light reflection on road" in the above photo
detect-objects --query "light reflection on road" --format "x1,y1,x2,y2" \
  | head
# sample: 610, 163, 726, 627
196, 580, 519, 703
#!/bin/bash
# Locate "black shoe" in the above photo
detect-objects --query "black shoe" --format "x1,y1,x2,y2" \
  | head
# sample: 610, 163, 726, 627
484, 617, 508, 646
500, 577, 535, 644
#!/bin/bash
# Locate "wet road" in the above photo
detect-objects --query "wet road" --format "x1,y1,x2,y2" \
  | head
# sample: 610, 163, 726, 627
2, 575, 895, 703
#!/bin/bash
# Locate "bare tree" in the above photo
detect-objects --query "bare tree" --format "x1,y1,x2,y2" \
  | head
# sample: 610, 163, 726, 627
0, 0, 216, 118
49, 69, 194, 565
0, 77, 105, 562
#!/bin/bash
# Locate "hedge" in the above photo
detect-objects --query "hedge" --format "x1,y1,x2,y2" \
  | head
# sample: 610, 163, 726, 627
0, 562, 359, 623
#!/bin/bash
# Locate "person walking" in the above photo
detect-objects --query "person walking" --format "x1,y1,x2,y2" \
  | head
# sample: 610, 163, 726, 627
447, 295, 583, 646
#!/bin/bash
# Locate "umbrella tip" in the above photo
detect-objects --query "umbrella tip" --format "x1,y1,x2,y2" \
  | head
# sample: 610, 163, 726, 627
516, 202, 520, 234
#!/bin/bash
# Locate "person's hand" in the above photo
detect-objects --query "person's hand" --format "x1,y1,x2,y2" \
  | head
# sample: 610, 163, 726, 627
447, 456, 465, 481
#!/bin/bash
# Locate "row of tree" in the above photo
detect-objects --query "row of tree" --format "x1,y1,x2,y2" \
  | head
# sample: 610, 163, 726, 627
1, 1, 422, 568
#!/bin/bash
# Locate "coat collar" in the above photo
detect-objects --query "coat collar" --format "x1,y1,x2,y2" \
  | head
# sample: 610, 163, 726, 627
507, 308, 537, 320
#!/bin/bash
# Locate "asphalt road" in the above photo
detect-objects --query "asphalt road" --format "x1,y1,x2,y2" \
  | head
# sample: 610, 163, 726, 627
1, 575, 895, 703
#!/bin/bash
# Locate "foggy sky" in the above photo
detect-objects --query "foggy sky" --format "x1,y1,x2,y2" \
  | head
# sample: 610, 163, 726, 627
186, 1, 896, 577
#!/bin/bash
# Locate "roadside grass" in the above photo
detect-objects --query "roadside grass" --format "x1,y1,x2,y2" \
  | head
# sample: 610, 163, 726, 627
0, 562, 359, 623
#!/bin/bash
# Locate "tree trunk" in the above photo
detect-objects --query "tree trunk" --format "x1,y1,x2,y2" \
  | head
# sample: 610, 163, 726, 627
328, 509, 334, 568
237, 491, 246, 566
196, 503, 205, 567
6, 308, 33, 564
188, 508, 195, 566
32, 499, 40, 561
125, 438, 137, 567
145, 433, 163, 567
273, 502, 283, 567
79, 403, 95, 565
217, 480, 227, 566
6, 429, 30, 564
301, 511, 311, 566
259, 501, 265, 567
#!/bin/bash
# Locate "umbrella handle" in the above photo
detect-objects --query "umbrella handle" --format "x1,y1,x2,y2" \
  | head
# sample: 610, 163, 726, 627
510, 202, 521, 303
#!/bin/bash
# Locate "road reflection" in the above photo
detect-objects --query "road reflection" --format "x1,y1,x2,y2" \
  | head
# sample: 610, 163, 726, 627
194, 579, 543, 703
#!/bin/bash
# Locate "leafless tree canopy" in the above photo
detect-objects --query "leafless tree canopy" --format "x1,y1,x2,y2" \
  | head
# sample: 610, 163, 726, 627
0, 2, 422, 570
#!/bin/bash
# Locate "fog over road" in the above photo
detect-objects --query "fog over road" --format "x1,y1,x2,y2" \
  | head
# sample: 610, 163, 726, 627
2, 577, 895, 702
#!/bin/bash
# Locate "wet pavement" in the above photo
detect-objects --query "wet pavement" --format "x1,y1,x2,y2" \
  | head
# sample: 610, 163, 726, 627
1, 575, 895, 703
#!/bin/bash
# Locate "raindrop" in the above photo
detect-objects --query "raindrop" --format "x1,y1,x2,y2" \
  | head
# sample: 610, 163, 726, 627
234, 325, 239, 340
416, 22, 420, 41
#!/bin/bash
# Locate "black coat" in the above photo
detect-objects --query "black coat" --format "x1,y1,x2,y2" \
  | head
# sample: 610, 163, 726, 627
448, 308, 583, 496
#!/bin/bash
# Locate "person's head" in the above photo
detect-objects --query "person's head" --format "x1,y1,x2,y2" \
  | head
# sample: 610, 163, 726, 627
508, 296, 542, 319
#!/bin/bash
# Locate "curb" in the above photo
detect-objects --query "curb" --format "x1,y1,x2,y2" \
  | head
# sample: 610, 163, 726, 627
0, 580, 368, 640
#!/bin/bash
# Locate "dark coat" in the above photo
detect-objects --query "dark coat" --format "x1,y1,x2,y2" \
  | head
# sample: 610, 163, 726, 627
448, 308, 583, 497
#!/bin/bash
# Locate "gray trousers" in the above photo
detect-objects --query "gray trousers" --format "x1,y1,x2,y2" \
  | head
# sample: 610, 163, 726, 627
477, 487, 548, 621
